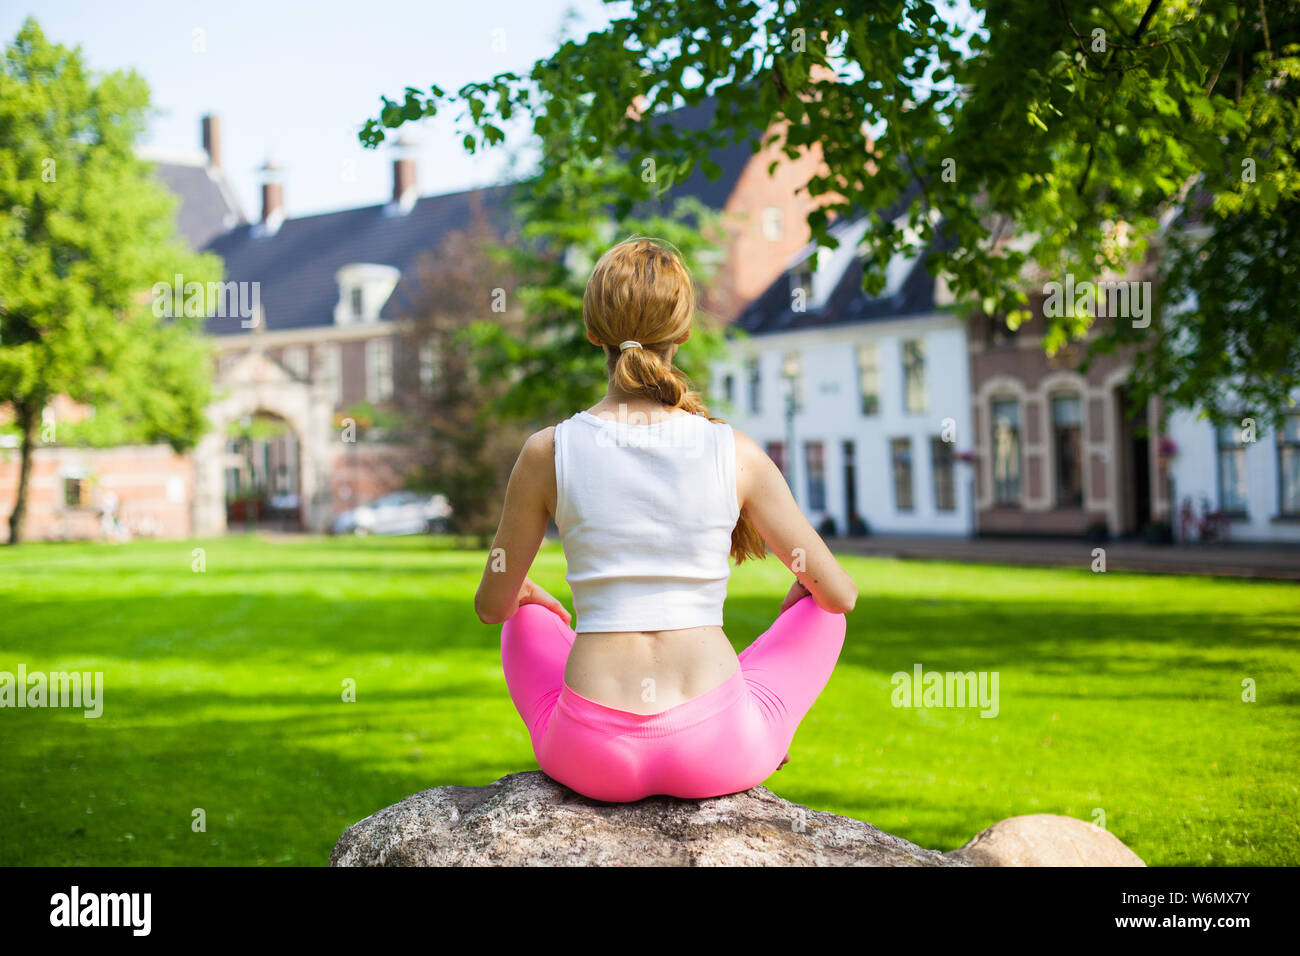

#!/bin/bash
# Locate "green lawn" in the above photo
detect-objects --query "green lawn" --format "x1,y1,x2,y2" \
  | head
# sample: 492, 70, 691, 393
1, 534, 1296, 866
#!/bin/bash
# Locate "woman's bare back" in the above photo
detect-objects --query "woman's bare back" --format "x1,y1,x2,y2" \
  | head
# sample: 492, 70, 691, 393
562, 625, 740, 714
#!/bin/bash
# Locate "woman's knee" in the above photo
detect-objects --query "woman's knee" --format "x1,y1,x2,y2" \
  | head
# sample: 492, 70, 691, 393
501, 602, 573, 660
792, 595, 848, 640
503, 601, 561, 634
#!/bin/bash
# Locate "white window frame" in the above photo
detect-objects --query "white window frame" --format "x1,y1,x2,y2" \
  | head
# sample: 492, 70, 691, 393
366, 337, 394, 403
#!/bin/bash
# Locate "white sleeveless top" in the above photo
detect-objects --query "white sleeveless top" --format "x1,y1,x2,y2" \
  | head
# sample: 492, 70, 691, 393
553, 409, 740, 633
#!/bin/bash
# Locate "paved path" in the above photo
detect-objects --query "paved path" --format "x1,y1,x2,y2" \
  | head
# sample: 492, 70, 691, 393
827, 535, 1300, 581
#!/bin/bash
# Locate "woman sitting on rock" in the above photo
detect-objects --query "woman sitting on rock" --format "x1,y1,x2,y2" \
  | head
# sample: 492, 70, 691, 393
475, 237, 857, 803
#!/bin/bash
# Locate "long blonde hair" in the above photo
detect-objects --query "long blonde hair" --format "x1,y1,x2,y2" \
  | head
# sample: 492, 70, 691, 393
582, 236, 767, 564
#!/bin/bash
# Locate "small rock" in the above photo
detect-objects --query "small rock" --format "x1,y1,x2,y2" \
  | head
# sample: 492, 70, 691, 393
947, 813, 1145, 867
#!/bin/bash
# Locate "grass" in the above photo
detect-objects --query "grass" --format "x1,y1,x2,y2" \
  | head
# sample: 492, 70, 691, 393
0, 534, 1296, 866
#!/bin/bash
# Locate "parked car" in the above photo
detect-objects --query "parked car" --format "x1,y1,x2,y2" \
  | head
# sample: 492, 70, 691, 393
331, 492, 451, 536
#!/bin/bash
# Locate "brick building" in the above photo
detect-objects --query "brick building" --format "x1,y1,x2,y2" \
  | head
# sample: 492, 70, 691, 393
3, 105, 828, 541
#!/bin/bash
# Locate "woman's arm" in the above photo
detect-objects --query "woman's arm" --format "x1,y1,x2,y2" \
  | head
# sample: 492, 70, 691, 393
474, 427, 570, 625
733, 428, 858, 614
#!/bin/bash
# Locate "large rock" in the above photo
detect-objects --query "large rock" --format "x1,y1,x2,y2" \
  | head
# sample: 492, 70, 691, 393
947, 813, 1146, 867
329, 771, 963, 866
330, 772, 1147, 867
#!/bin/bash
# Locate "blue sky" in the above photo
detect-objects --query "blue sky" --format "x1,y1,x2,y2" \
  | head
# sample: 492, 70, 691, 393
1, 1, 618, 218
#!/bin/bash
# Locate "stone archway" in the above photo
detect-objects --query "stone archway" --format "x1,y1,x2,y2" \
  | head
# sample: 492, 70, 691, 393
193, 351, 334, 535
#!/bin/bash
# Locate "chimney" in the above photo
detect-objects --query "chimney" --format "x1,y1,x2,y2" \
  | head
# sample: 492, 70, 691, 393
259, 158, 284, 231
391, 136, 418, 212
201, 114, 222, 168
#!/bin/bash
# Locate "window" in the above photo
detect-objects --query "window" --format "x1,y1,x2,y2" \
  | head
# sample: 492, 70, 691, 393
366, 338, 394, 402
856, 343, 880, 415
1216, 423, 1248, 514
902, 340, 926, 414
317, 343, 343, 406
350, 286, 364, 320
1280, 414, 1300, 516
1051, 395, 1083, 507
722, 373, 735, 406
63, 476, 90, 509
790, 264, 813, 306
890, 438, 914, 511
931, 437, 956, 512
746, 358, 761, 414
418, 341, 437, 396
761, 206, 784, 241
766, 441, 787, 481
282, 345, 309, 380
805, 442, 826, 512
991, 399, 1022, 506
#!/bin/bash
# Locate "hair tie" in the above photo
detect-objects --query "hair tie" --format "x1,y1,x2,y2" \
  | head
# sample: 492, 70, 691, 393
618, 340, 642, 352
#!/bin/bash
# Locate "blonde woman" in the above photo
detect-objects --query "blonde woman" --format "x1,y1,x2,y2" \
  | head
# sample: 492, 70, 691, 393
475, 237, 857, 802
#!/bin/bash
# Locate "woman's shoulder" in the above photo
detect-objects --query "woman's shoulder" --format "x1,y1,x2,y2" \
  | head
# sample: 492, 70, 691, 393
726, 425, 761, 458
521, 425, 558, 458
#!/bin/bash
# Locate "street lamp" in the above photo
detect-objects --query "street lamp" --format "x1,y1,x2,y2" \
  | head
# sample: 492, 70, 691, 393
781, 354, 801, 502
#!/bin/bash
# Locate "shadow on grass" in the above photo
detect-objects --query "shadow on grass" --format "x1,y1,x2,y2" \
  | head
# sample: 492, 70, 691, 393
3, 553, 1296, 865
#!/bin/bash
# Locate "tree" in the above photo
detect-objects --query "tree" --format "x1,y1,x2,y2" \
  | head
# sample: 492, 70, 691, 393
393, 216, 532, 546
361, 1, 1300, 426
0, 18, 220, 543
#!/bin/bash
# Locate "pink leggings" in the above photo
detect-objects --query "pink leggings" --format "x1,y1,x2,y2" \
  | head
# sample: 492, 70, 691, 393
500, 595, 846, 802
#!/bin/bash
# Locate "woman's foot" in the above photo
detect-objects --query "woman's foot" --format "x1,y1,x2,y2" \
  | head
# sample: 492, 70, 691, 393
775, 751, 790, 771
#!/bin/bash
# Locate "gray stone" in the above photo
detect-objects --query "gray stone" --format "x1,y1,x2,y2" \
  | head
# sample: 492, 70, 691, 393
329, 770, 964, 867
947, 813, 1146, 867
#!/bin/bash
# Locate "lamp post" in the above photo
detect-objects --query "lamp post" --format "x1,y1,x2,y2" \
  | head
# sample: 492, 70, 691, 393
781, 356, 800, 505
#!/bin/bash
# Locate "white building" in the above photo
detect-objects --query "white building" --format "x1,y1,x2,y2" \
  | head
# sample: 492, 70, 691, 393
1165, 400, 1300, 543
711, 219, 976, 537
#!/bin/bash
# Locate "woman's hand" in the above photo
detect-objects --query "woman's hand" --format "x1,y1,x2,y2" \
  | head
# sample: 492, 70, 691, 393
779, 578, 812, 613
516, 577, 572, 625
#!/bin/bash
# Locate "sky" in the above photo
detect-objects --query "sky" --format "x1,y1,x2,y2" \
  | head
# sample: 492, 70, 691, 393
0, 0, 620, 218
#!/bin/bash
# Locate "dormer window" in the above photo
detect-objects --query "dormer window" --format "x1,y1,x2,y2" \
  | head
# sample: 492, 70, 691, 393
791, 262, 814, 300
334, 263, 401, 326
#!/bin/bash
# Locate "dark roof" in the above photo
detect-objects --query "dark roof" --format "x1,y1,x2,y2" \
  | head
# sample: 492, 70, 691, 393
733, 218, 947, 336
199, 99, 754, 337
152, 161, 244, 250
648, 98, 757, 211
621, 97, 760, 220
203, 184, 515, 335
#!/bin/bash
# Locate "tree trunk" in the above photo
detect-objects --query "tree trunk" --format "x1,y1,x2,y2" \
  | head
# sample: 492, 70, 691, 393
7, 402, 38, 545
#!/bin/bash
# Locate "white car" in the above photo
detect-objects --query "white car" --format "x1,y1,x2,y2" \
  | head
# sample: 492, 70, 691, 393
331, 492, 451, 536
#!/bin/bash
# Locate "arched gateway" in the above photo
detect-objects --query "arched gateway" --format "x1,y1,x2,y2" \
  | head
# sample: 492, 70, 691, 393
193, 351, 334, 535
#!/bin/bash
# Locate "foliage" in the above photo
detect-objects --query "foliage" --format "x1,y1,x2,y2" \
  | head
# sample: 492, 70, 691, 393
0, 17, 220, 541
362, 1, 1300, 425
392, 219, 532, 544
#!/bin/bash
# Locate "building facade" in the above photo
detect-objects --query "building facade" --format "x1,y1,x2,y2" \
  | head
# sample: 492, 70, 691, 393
1164, 400, 1300, 543
713, 217, 976, 537
966, 302, 1168, 539
2, 105, 828, 541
